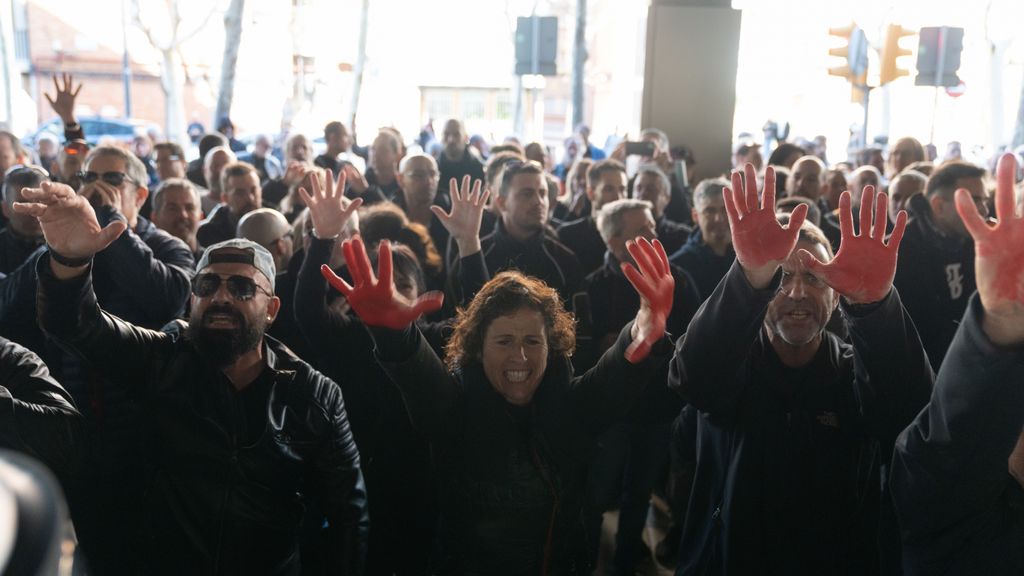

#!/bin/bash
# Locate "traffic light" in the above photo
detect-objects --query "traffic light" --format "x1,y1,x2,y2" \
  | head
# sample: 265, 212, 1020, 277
879, 24, 915, 85
828, 23, 868, 82
915, 26, 964, 87
850, 71, 867, 103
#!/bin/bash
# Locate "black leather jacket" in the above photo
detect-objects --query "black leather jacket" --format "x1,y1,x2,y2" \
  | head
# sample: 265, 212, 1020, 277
0, 335, 81, 477
36, 255, 368, 575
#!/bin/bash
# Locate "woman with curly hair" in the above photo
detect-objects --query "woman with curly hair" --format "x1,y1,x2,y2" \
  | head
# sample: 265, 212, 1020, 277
323, 206, 677, 574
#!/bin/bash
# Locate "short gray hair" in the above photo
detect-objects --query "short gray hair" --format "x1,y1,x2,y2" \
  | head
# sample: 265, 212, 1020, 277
152, 178, 201, 214
85, 145, 149, 190
596, 198, 653, 245
693, 177, 730, 207
635, 163, 670, 198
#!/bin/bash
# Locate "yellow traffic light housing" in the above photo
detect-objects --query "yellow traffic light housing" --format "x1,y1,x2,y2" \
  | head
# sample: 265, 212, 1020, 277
829, 24, 856, 80
880, 24, 915, 86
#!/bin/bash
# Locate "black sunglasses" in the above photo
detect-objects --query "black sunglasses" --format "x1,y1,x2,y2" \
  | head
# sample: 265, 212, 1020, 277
192, 273, 272, 300
78, 171, 134, 186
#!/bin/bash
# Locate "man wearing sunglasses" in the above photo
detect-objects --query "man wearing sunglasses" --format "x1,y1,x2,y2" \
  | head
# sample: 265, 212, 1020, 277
0, 145, 194, 572
18, 181, 368, 573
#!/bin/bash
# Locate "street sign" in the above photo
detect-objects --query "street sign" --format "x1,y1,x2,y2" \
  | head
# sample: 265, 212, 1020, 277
515, 16, 558, 76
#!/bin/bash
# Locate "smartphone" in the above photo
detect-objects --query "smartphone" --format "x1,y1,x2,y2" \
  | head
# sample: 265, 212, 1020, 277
624, 141, 656, 157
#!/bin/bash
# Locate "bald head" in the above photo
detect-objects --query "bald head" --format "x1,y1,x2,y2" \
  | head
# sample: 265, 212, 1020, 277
204, 146, 237, 196
237, 208, 293, 272
787, 155, 826, 201
848, 165, 881, 210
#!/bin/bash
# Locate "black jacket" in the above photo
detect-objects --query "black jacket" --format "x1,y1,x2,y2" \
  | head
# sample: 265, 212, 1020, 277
294, 237, 490, 574
557, 216, 606, 276
0, 335, 81, 478
891, 295, 1024, 575
892, 196, 976, 371
668, 228, 735, 303
196, 203, 237, 248
36, 256, 369, 575
438, 148, 485, 190
669, 262, 933, 575
370, 320, 672, 575
474, 219, 585, 306
655, 217, 692, 257
0, 228, 43, 274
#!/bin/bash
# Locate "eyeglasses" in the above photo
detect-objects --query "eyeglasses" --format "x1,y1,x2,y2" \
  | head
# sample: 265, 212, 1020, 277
192, 273, 273, 300
78, 171, 134, 187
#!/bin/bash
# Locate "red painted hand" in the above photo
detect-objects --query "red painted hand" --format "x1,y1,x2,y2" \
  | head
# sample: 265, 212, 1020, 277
621, 237, 674, 363
798, 186, 907, 304
320, 236, 445, 330
957, 152, 1024, 345
723, 164, 808, 286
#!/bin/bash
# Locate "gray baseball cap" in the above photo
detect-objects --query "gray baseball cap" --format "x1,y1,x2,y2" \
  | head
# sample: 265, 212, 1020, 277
196, 238, 277, 291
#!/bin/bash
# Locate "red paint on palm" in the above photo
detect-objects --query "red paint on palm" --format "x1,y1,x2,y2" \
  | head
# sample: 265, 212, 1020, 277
723, 164, 808, 269
321, 236, 444, 329
957, 153, 1024, 308
799, 186, 907, 304
620, 238, 674, 363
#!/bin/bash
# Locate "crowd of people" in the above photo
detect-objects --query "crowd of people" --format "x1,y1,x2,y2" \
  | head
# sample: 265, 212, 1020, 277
0, 73, 1023, 575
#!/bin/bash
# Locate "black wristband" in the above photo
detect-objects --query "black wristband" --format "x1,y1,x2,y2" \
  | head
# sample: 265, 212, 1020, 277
47, 247, 92, 268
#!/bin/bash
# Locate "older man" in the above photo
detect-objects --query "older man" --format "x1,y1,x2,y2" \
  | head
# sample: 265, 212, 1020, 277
821, 164, 881, 249
1, 146, 194, 573
200, 145, 237, 213
670, 177, 735, 302
582, 198, 699, 573
20, 177, 368, 572
632, 164, 691, 254
395, 153, 451, 260
787, 155, 828, 209
671, 165, 932, 575
150, 177, 203, 257
0, 167, 47, 273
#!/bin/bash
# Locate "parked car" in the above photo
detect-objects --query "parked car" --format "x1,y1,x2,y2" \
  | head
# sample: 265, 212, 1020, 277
23, 116, 160, 148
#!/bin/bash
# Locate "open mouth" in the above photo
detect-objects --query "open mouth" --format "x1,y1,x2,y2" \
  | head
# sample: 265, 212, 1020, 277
505, 369, 531, 383
786, 310, 812, 321
205, 312, 240, 327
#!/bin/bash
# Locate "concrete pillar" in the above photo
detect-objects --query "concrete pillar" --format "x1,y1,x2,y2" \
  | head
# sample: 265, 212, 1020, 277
641, 0, 741, 181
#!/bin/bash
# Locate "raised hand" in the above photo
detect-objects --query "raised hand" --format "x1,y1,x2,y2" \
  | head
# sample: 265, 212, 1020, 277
798, 186, 907, 304
431, 175, 490, 256
44, 73, 81, 124
956, 152, 1024, 345
321, 236, 444, 330
723, 164, 808, 288
299, 169, 362, 239
621, 238, 675, 363
342, 163, 370, 195
13, 181, 126, 260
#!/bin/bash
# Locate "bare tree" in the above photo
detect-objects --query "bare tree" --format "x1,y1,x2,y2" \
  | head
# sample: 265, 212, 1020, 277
1014, 67, 1024, 148
132, 0, 219, 144
349, 0, 370, 129
214, 0, 246, 127
571, 0, 587, 129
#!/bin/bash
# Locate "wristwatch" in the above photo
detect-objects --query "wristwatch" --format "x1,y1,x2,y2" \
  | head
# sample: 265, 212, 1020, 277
47, 246, 92, 268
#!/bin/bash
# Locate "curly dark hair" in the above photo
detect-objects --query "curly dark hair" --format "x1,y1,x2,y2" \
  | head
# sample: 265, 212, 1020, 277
444, 271, 576, 371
